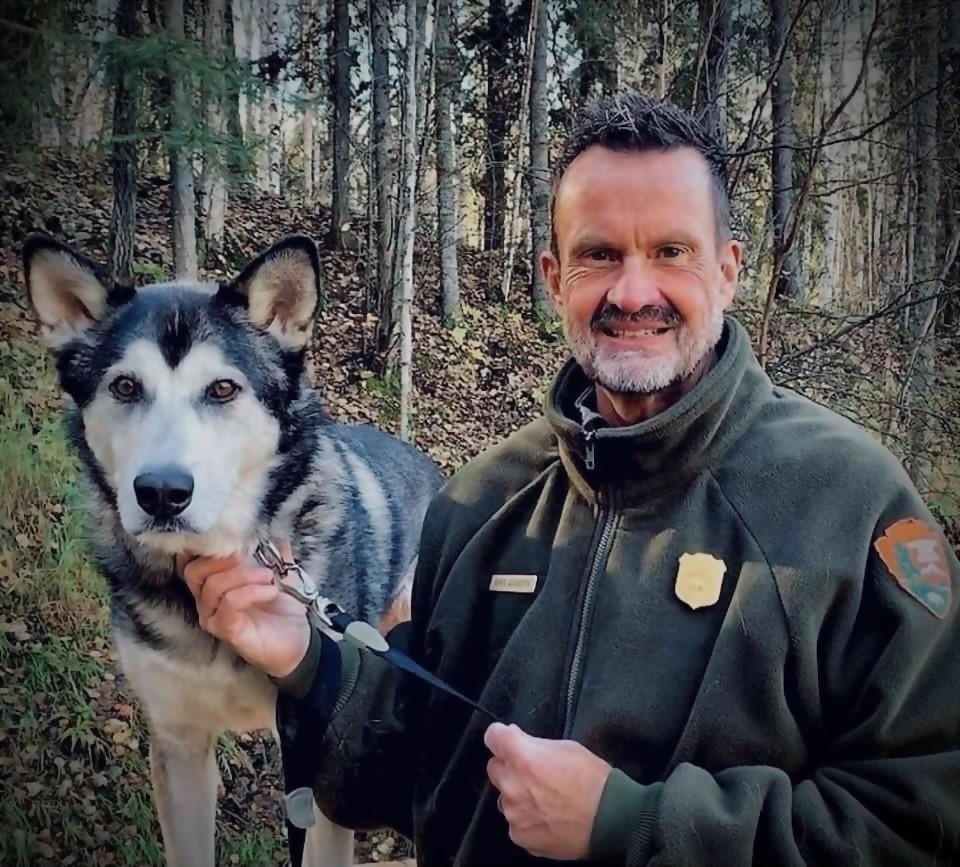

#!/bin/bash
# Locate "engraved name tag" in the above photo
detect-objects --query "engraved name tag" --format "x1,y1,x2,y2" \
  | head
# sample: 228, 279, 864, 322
490, 574, 538, 593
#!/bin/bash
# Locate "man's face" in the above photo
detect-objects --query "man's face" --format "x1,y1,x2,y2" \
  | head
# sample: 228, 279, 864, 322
542, 146, 742, 395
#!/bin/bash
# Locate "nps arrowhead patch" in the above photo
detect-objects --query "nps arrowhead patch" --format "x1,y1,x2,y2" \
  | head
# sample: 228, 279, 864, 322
874, 518, 952, 619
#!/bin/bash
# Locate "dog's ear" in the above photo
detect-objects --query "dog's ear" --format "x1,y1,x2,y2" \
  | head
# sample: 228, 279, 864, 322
23, 235, 124, 348
225, 236, 321, 350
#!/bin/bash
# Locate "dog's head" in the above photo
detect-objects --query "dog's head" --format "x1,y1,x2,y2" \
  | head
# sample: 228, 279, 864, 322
23, 236, 324, 555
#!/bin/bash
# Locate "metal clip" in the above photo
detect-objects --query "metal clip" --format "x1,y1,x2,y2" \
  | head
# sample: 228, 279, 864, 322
253, 539, 346, 630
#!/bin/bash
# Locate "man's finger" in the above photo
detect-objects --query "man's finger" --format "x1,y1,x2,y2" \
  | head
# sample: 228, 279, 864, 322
206, 584, 281, 638
175, 552, 194, 578
182, 553, 243, 596
199, 566, 274, 618
486, 756, 509, 791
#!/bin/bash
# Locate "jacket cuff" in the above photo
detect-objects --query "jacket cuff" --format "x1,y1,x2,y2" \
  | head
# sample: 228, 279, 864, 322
270, 625, 322, 698
589, 769, 662, 865
332, 639, 361, 715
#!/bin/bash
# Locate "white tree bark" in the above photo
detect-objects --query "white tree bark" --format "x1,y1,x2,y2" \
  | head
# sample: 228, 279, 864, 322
202, 0, 229, 251
500, 0, 538, 303
330, 0, 352, 247
253, 0, 271, 190
529, 0, 550, 315
398, 0, 424, 441
905, 0, 940, 490
165, 0, 198, 278
435, 0, 460, 323
266, 0, 283, 194
816, 0, 845, 307
302, 0, 318, 205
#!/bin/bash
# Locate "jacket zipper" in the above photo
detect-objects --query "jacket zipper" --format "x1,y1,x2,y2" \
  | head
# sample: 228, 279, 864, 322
584, 429, 597, 471
562, 489, 616, 737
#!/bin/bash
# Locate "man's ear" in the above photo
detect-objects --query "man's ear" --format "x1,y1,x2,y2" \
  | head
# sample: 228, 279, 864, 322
23, 235, 121, 348
222, 236, 322, 350
717, 239, 743, 309
541, 249, 564, 315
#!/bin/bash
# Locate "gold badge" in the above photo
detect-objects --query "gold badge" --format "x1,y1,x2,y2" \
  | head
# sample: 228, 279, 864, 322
675, 553, 726, 610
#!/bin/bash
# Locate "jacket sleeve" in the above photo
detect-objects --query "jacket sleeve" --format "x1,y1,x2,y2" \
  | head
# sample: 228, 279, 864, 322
274, 487, 461, 839
589, 489, 960, 866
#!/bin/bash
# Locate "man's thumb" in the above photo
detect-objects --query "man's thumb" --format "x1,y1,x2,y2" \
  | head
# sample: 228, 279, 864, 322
484, 722, 526, 757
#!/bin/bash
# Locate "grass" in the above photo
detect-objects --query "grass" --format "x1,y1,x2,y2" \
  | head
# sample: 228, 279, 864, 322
0, 340, 290, 866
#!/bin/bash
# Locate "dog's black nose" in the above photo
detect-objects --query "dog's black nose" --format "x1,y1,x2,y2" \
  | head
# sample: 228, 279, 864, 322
133, 467, 194, 519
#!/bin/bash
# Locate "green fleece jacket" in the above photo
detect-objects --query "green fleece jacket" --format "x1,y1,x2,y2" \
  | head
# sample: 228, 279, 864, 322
277, 316, 960, 865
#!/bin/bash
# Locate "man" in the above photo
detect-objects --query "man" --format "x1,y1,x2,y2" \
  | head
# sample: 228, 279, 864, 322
183, 95, 960, 865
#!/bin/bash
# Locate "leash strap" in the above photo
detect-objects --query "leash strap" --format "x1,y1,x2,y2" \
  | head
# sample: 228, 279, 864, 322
326, 611, 503, 723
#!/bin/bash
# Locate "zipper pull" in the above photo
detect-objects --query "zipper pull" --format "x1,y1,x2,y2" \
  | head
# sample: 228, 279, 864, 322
584, 430, 596, 471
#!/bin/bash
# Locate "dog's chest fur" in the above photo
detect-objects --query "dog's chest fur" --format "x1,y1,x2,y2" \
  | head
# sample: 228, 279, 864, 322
116, 609, 278, 733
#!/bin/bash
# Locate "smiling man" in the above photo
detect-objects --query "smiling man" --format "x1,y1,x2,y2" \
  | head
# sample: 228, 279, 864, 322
544, 141, 740, 423
185, 95, 960, 865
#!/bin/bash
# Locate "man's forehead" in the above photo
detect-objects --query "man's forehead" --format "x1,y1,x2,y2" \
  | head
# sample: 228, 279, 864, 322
557, 145, 713, 205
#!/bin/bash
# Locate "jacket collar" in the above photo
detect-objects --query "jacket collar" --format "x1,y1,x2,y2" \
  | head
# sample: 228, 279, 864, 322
545, 316, 771, 508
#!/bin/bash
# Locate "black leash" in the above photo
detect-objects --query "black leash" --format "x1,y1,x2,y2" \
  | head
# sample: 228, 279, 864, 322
326, 610, 503, 723
255, 541, 503, 866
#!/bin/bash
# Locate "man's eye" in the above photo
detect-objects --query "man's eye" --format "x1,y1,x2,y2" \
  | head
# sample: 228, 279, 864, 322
586, 249, 615, 262
207, 380, 242, 402
658, 245, 686, 259
109, 375, 142, 402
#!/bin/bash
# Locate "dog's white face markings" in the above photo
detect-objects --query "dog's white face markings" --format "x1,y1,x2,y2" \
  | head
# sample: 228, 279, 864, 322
83, 338, 281, 553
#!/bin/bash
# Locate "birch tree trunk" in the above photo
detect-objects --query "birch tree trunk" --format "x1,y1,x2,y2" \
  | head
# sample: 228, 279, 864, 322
164, 0, 198, 279
398, 0, 423, 441
302, 0, 319, 206
500, 0, 538, 303
769, 0, 800, 300
816, 0, 845, 307
202, 0, 229, 252
329, 0, 352, 248
435, 0, 460, 323
109, 0, 139, 286
529, 0, 550, 315
266, 0, 283, 194
943, 0, 960, 326
905, 0, 940, 490
253, 1, 271, 190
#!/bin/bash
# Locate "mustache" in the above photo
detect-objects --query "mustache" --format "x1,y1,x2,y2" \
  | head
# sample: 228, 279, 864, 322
590, 304, 681, 331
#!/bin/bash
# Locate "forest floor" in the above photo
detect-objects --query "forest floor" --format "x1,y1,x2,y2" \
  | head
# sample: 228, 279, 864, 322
1, 151, 958, 866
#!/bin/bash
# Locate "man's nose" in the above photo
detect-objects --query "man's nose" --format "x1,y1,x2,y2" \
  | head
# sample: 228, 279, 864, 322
606, 257, 663, 313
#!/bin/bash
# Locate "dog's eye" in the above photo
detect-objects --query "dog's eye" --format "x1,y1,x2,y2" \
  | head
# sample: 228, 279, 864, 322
207, 379, 241, 402
109, 375, 142, 402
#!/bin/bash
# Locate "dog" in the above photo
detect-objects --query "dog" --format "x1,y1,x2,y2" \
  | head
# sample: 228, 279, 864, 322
23, 234, 443, 867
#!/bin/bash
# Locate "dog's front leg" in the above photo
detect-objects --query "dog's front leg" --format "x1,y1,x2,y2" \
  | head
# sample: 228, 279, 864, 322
302, 803, 354, 867
149, 725, 219, 867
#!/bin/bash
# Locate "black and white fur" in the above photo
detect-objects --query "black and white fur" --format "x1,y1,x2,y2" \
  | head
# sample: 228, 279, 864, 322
23, 235, 443, 867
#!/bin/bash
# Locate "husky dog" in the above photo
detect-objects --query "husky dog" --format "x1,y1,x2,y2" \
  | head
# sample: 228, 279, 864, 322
23, 235, 443, 867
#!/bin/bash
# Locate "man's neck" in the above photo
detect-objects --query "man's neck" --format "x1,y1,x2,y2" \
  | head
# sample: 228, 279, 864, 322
595, 349, 718, 427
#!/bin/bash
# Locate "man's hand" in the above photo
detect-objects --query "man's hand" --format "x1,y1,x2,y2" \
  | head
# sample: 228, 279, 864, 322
178, 540, 312, 679
484, 722, 611, 860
